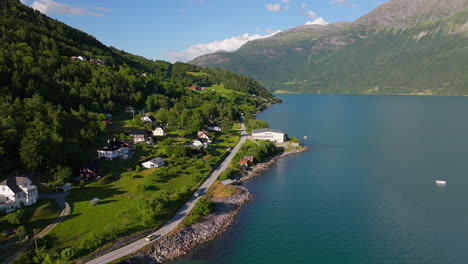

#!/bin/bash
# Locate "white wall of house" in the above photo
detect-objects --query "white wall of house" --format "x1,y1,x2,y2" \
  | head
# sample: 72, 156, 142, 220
252, 130, 285, 143
97, 146, 129, 160
0, 178, 38, 214
153, 127, 167, 136
141, 158, 165, 168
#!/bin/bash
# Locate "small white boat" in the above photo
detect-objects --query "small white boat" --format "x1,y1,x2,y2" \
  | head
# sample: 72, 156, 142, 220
303, 136, 308, 139
435, 180, 447, 185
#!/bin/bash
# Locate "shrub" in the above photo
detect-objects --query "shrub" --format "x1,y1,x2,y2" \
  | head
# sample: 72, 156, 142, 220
97, 174, 113, 185
135, 165, 142, 172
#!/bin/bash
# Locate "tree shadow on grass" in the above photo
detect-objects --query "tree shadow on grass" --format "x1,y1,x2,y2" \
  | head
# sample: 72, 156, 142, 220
94, 199, 118, 205
67, 186, 126, 204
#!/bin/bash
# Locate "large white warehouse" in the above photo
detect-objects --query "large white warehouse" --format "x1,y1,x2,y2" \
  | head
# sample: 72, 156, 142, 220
251, 128, 286, 143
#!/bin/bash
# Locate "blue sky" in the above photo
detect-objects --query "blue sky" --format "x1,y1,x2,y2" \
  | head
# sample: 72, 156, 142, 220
20, 0, 387, 62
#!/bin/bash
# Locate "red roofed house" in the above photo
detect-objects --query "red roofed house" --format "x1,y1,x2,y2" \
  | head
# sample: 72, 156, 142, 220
197, 130, 211, 143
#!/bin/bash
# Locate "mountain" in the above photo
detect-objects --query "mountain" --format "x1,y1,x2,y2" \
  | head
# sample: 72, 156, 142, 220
190, 0, 468, 95
0, 0, 274, 175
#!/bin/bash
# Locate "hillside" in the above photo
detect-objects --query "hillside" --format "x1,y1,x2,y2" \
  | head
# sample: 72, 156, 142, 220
0, 0, 275, 176
190, 0, 468, 95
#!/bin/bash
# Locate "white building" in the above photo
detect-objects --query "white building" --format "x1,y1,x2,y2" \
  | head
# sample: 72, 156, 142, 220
152, 125, 167, 136
141, 115, 156, 123
129, 129, 151, 144
251, 128, 286, 143
141, 157, 165, 169
207, 124, 221, 132
0, 177, 38, 214
97, 139, 130, 160
192, 138, 209, 150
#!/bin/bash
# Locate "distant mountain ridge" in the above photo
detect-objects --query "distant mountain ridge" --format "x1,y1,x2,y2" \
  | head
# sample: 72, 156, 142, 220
191, 0, 468, 95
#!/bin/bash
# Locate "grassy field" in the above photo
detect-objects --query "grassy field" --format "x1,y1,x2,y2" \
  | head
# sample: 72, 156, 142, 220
186, 71, 211, 77
46, 129, 240, 253
207, 84, 244, 97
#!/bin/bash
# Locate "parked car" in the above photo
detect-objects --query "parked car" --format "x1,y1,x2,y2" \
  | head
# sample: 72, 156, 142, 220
145, 234, 158, 241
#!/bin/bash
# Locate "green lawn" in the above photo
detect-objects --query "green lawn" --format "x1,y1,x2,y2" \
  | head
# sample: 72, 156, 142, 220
206, 83, 244, 97
186, 71, 211, 77
46, 130, 240, 255
24, 199, 61, 234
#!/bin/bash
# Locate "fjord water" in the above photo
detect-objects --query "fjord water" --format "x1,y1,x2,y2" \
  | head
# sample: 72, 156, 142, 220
173, 95, 468, 264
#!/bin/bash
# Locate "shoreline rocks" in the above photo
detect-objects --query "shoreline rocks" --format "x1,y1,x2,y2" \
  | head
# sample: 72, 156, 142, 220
118, 145, 308, 264
240, 145, 309, 182
120, 186, 252, 264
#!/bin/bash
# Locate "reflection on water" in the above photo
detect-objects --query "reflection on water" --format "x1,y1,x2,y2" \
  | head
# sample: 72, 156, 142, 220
172, 95, 468, 264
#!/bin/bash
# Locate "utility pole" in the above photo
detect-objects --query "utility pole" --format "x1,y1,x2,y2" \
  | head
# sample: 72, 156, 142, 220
33, 228, 38, 250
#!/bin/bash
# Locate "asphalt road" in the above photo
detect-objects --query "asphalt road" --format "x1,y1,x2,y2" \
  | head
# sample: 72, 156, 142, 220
86, 123, 247, 264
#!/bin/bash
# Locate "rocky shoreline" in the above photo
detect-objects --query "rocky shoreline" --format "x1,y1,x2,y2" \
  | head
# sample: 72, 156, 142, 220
240, 145, 309, 182
119, 186, 253, 264
119, 145, 308, 264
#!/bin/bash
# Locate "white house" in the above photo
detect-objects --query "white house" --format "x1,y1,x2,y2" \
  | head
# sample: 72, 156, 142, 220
97, 139, 130, 160
0, 177, 38, 214
141, 114, 156, 123
141, 157, 165, 169
152, 125, 167, 136
129, 129, 151, 144
207, 124, 221, 132
252, 128, 286, 143
192, 138, 209, 150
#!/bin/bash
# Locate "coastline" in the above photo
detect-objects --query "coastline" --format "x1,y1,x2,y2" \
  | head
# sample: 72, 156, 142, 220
240, 146, 309, 182
119, 145, 308, 263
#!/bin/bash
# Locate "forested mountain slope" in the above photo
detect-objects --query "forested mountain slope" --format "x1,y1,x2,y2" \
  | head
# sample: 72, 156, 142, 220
191, 0, 468, 95
0, 0, 275, 177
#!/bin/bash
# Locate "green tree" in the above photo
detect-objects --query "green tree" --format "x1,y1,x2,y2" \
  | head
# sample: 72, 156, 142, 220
5, 209, 25, 226
54, 165, 72, 183
19, 128, 43, 174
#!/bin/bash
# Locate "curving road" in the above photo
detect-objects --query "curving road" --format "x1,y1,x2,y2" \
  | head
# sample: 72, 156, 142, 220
86, 123, 248, 264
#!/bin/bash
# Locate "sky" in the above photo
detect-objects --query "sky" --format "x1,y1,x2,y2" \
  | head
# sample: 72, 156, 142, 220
20, 0, 387, 62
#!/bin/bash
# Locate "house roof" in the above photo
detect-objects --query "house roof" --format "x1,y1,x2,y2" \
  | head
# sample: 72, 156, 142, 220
252, 128, 284, 134
221, 179, 235, 185
198, 130, 210, 137
100, 139, 127, 151
84, 163, 101, 173
154, 124, 165, 130
243, 156, 254, 162
146, 157, 164, 164
143, 115, 156, 122
129, 128, 148, 135
0, 177, 29, 194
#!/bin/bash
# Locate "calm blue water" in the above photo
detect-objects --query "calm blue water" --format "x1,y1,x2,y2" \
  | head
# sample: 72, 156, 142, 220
172, 95, 468, 264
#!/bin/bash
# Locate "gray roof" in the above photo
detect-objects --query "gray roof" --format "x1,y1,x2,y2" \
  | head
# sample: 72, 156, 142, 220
148, 157, 164, 163
252, 128, 284, 134
0, 177, 28, 194
129, 128, 148, 135
221, 179, 235, 185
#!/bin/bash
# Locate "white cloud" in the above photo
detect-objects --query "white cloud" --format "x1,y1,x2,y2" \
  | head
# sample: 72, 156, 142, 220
31, 0, 106, 16
266, 4, 281, 12
299, 3, 318, 19
265, 28, 279, 34
281, 0, 292, 3
305, 17, 328, 26
329, 0, 357, 8
166, 31, 281, 62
